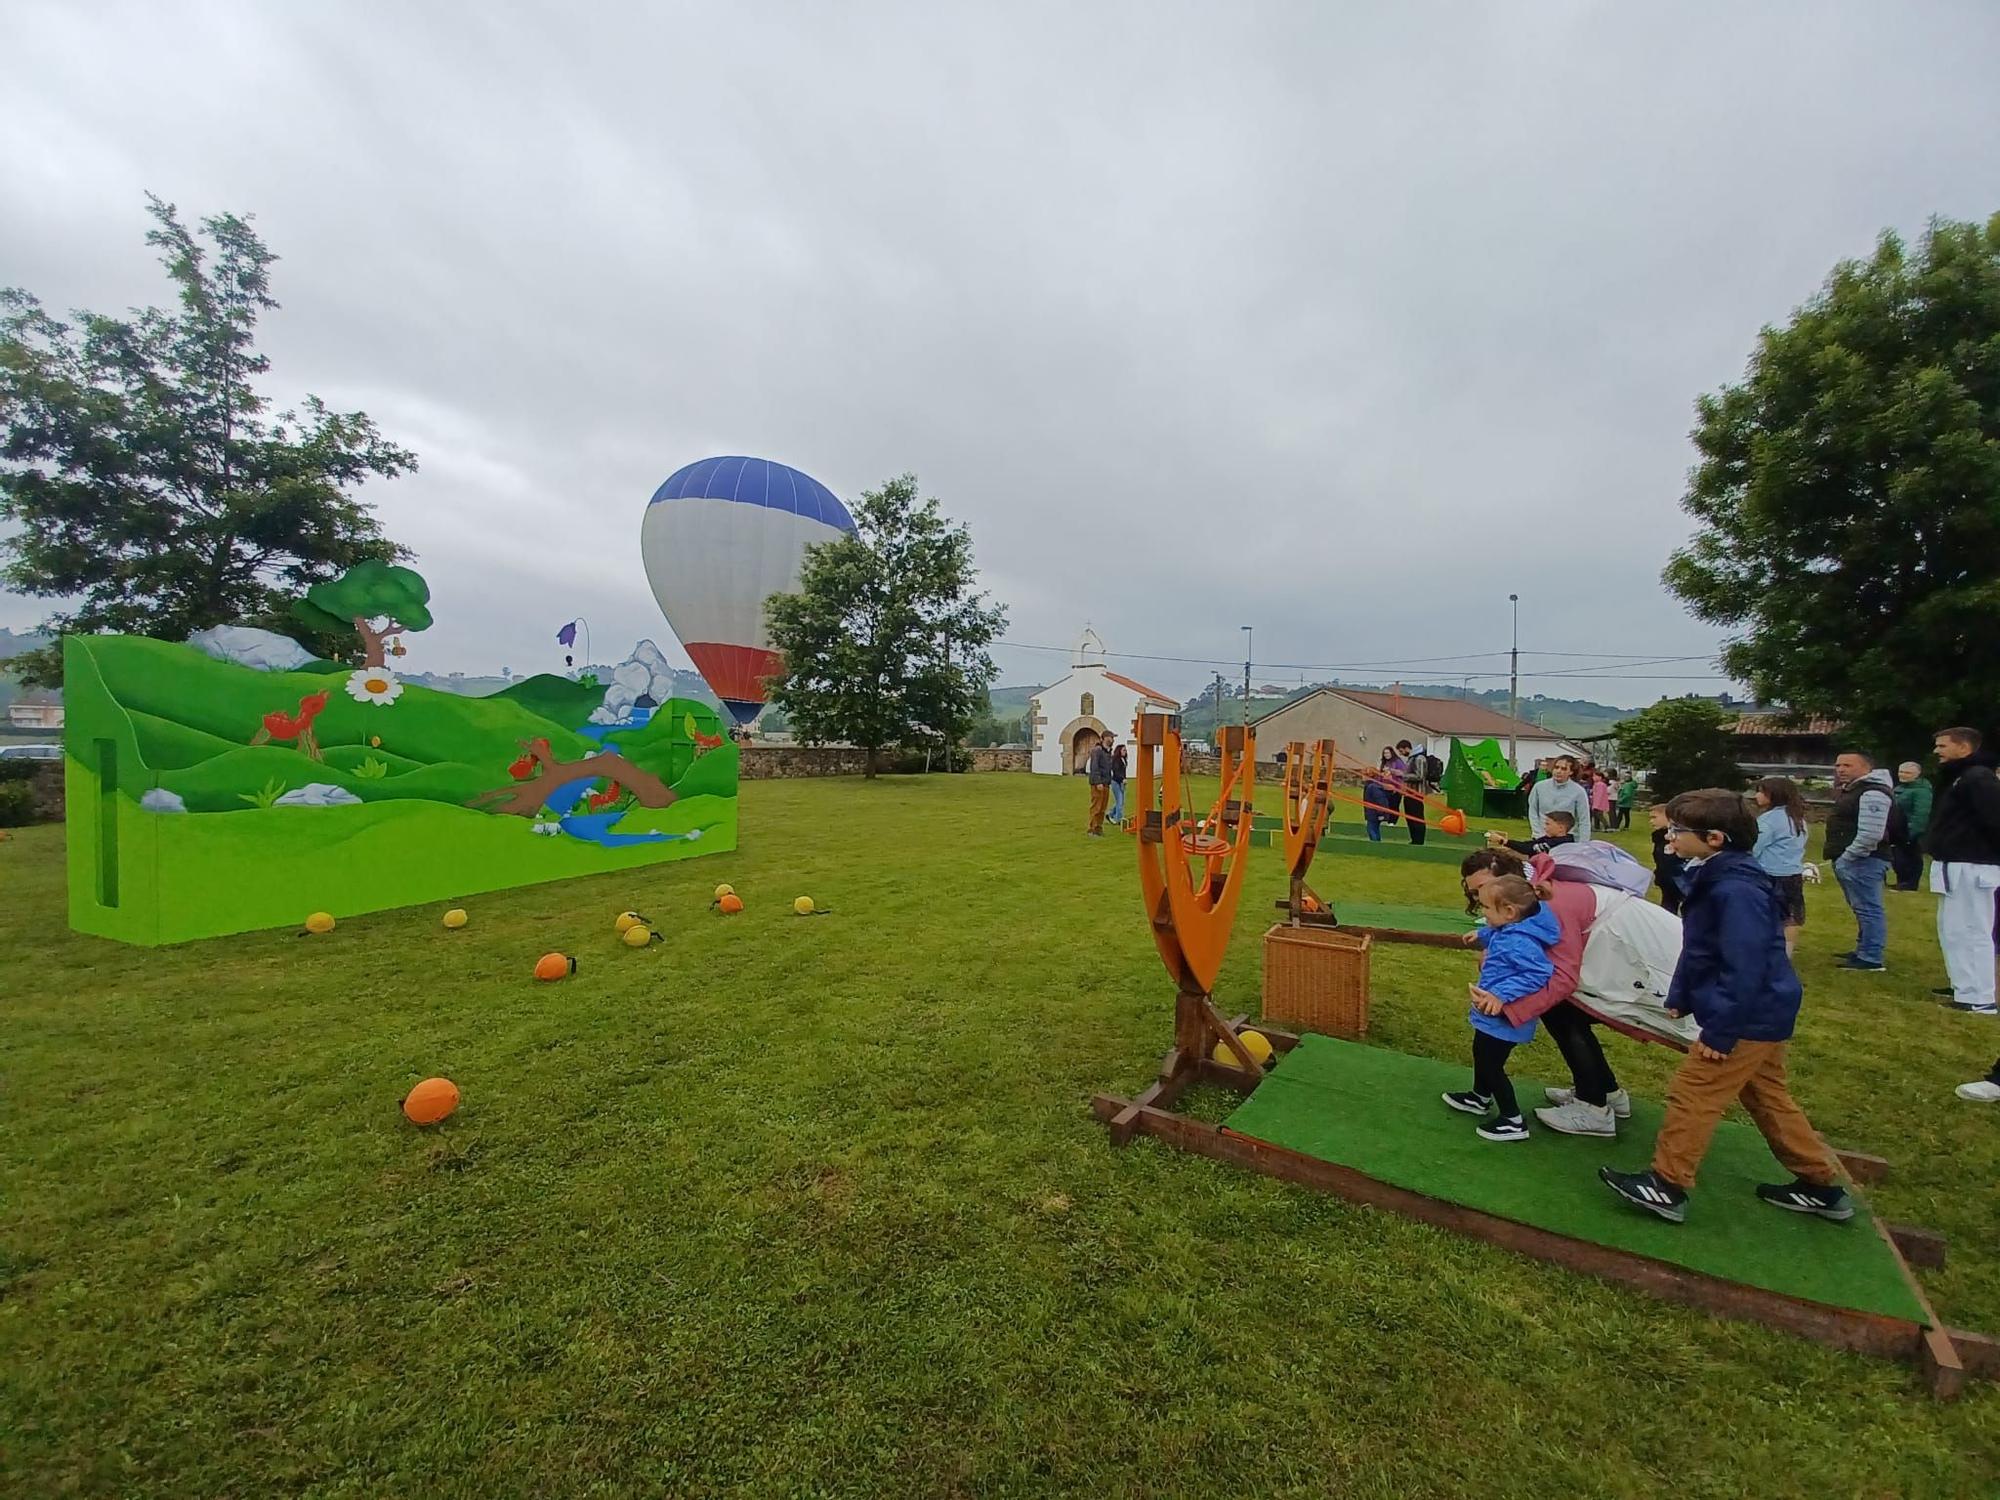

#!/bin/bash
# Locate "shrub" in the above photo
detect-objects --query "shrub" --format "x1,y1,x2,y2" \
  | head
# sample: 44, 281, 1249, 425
0, 780, 36, 826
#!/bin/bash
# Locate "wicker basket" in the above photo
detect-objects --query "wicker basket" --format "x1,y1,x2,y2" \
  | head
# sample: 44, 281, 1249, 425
1261, 923, 1371, 1039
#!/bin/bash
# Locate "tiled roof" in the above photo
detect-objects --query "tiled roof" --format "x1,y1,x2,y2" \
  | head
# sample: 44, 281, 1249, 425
1261, 686, 1568, 740
1102, 670, 1176, 704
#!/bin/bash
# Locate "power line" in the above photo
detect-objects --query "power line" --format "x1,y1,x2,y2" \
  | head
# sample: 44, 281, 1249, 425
992, 637, 1721, 676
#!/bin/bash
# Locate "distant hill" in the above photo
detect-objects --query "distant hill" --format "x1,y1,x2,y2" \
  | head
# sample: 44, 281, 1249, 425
0, 627, 50, 661
988, 685, 1045, 718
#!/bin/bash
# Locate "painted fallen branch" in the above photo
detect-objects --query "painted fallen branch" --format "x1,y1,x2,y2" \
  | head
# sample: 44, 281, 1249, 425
467, 741, 676, 818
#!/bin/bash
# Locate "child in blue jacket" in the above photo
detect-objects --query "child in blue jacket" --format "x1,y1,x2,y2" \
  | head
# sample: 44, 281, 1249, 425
1600, 789, 1851, 1224
1443, 873, 1559, 1142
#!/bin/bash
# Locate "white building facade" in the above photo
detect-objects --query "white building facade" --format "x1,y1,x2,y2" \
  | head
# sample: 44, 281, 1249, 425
1027, 630, 1178, 776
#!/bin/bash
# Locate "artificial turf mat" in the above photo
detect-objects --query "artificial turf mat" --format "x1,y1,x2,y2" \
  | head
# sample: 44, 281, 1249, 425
1334, 901, 1475, 937
1222, 1035, 1926, 1322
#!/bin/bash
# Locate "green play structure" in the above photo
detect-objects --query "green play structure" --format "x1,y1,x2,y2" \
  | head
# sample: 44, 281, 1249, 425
1442, 736, 1527, 821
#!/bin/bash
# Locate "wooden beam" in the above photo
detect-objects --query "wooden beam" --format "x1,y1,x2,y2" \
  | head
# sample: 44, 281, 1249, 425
1101, 1099, 1958, 1376
1884, 1222, 1947, 1270
1338, 924, 1469, 951
1835, 1149, 1890, 1185
1944, 1326, 2000, 1381
1872, 1218, 1966, 1402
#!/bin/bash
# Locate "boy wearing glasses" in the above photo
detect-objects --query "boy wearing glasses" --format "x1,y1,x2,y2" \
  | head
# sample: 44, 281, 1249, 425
1599, 789, 1851, 1224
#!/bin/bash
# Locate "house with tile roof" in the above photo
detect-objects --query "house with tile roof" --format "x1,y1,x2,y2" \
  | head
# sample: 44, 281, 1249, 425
1027, 628, 1179, 775
1250, 685, 1583, 774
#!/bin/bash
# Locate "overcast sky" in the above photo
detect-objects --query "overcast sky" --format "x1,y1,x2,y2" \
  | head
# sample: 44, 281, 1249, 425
3, 2, 1996, 707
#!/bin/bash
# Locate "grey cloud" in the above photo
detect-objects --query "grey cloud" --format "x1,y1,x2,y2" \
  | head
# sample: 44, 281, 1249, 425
3, 1, 1997, 704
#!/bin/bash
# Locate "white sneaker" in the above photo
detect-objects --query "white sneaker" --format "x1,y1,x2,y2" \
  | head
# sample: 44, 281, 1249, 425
1956, 1079, 2000, 1103
1535, 1099, 1617, 1136
1544, 1085, 1631, 1119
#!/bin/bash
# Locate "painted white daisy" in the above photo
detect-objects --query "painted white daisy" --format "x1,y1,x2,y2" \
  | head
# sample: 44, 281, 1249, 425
345, 668, 403, 707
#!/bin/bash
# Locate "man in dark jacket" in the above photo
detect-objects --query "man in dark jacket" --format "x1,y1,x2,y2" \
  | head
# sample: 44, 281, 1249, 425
1599, 788, 1849, 1224
1397, 739, 1437, 845
1825, 750, 1905, 971
1083, 737, 1115, 837
1926, 726, 2000, 1015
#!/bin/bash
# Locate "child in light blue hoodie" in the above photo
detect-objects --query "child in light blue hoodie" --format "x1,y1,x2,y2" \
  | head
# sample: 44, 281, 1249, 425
1443, 873, 1560, 1142
1751, 777, 1809, 955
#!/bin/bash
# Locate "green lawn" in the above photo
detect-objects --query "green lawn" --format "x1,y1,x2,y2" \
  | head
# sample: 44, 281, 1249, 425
4, 773, 1998, 1497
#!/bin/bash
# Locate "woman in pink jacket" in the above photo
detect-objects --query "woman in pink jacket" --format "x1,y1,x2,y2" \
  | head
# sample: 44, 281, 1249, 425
1459, 846, 1691, 1136
1588, 772, 1613, 831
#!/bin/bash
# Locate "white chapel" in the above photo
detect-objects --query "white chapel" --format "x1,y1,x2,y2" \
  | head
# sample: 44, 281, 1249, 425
1027, 628, 1178, 776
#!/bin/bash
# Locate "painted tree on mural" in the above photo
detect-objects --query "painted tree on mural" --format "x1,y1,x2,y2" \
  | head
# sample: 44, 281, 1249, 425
292, 560, 432, 668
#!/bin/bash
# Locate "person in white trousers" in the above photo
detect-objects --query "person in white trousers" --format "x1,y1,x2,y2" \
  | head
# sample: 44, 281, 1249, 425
1925, 726, 2000, 1016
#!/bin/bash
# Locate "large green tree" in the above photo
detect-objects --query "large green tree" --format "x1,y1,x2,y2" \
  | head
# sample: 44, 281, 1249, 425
765, 474, 1006, 777
0, 195, 416, 685
1665, 213, 2000, 753
1613, 696, 1743, 798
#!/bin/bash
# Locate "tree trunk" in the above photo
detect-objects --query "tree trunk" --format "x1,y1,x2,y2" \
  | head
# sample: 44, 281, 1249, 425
864, 745, 878, 779
353, 617, 393, 669
467, 742, 678, 818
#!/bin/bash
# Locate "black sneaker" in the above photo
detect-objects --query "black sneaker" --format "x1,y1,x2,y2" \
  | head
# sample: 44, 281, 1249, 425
1476, 1116, 1529, 1143
1835, 957, 1886, 971
1754, 1178, 1855, 1221
1441, 1090, 1492, 1115
1599, 1166, 1687, 1223
1949, 999, 2000, 1016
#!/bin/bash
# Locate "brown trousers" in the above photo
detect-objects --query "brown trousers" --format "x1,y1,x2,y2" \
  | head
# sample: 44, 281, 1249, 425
1087, 783, 1109, 833
1651, 1039, 1839, 1191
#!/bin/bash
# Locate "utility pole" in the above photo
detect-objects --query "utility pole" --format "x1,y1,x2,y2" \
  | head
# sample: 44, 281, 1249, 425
1212, 672, 1224, 742
1507, 593, 1520, 770
1240, 625, 1253, 728
941, 623, 951, 774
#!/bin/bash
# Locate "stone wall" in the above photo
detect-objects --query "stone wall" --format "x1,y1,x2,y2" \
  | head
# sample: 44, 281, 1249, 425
967, 747, 1029, 772
739, 745, 1031, 779
738, 746, 878, 780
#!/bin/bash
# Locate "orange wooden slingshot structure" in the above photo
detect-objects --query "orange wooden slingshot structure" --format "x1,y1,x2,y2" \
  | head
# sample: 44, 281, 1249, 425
1097, 714, 1301, 1149
1273, 738, 1339, 924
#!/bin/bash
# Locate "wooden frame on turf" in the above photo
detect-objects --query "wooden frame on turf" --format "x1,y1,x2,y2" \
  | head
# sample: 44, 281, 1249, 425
1093, 1037, 1984, 1398
1100, 725, 1985, 1396
1335, 921, 1469, 950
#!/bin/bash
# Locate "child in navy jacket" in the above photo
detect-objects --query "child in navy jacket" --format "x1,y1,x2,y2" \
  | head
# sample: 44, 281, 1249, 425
1486, 809, 1577, 858
1600, 789, 1851, 1224
1444, 874, 1559, 1142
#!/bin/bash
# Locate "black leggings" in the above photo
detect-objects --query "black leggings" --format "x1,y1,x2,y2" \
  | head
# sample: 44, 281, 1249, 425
1472, 1032, 1519, 1117
1542, 1000, 1620, 1106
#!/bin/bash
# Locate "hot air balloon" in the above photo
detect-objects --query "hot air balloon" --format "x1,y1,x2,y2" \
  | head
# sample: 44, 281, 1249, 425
640, 456, 856, 726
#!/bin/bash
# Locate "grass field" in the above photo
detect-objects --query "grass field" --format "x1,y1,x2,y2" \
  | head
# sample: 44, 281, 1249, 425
5, 772, 1999, 1497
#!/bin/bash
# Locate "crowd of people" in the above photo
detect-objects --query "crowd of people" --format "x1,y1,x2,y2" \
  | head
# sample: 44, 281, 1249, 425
1449, 731, 2000, 1225
1080, 729, 2000, 1132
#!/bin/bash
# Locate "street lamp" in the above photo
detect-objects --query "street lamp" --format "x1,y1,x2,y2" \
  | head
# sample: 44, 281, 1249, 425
1507, 594, 1520, 769
1240, 626, 1253, 729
